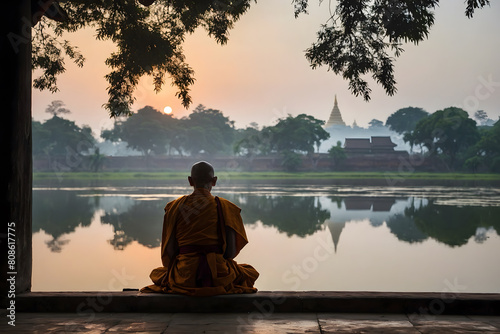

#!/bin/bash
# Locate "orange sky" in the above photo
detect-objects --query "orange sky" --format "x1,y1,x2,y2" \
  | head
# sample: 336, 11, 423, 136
32, 0, 500, 134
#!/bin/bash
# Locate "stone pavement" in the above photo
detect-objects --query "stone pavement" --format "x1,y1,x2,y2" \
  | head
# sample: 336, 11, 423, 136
2, 311, 500, 333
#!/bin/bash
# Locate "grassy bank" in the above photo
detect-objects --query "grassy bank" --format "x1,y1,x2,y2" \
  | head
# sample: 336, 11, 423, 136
33, 171, 500, 182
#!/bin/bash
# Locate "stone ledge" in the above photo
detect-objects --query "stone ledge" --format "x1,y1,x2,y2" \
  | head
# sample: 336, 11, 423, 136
12, 291, 500, 314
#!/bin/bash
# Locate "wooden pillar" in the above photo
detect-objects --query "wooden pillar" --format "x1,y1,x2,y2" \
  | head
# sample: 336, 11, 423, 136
2, 0, 33, 298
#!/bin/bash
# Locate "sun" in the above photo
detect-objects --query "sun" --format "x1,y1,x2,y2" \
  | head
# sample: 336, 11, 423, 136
163, 106, 173, 114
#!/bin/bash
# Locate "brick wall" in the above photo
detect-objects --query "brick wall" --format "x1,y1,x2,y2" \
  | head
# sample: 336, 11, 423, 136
34, 152, 440, 172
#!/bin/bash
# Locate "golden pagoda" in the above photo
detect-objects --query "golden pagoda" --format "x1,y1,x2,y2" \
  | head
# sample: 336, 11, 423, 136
325, 95, 346, 127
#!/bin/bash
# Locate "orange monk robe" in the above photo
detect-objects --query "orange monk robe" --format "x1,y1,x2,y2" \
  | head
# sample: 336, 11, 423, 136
140, 189, 259, 296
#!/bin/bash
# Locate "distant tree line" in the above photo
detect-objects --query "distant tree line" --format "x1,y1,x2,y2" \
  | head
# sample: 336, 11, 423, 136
385, 106, 499, 172
102, 104, 236, 156
32, 101, 332, 171
33, 100, 500, 172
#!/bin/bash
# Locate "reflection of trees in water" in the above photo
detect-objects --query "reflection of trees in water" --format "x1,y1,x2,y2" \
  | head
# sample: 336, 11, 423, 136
329, 196, 343, 209
45, 238, 70, 253
100, 193, 331, 247
32, 190, 94, 252
100, 200, 164, 250
386, 213, 428, 244
235, 195, 330, 237
326, 196, 500, 249
33, 189, 500, 252
406, 200, 500, 247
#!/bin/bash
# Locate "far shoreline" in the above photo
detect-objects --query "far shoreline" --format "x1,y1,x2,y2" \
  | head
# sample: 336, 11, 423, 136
33, 171, 500, 187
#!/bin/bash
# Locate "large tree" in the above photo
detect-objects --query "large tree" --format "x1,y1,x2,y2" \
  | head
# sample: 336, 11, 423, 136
404, 107, 480, 170
471, 119, 500, 172
264, 114, 330, 155
262, 113, 330, 171
102, 105, 174, 156
180, 105, 236, 155
328, 141, 347, 170
34, 115, 94, 158
33, 101, 95, 160
386, 107, 429, 134
102, 104, 236, 156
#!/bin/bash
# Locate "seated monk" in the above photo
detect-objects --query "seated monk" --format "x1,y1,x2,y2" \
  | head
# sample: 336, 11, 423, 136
140, 161, 259, 296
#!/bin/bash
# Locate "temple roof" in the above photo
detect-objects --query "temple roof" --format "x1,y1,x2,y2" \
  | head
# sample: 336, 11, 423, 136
371, 136, 397, 148
344, 138, 371, 150
344, 136, 397, 152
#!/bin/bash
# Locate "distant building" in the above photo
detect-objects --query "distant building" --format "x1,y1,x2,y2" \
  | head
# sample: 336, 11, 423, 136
324, 95, 346, 127
343, 138, 371, 153
371, 136, 397, 153
344, 136, 398, 154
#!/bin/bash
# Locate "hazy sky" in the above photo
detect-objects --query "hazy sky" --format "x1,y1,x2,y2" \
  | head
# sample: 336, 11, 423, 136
32, 0, 500, 134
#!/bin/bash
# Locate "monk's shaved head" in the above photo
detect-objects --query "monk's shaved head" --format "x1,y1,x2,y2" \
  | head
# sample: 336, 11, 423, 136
190, 161, 216, 188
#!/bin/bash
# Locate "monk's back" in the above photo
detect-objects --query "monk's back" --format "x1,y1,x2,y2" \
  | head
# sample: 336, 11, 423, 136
175, 190, 219, 247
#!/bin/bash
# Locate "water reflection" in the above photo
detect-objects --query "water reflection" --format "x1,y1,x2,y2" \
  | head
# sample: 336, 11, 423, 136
101, 199, 164, 249
406, 200, 500, 247
32, 188, 500, 252
32, 190, 94, 252
237, 196, 330, 237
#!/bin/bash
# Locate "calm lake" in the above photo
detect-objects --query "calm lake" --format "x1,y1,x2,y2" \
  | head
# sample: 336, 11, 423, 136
32, 181, 500, 293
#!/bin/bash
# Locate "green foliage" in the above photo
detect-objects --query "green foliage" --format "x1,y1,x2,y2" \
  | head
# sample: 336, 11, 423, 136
181, 105, 236, 155
386, 107, 429, 134
474, 110, 488, 125
101, 109, 330, 165
102, 104, 235, 156
32, 1, 252, 116
368, 119, 384, 128
281, 151, 303, 172
89, 148, 106, 172
32, 119, 52, 157
464, 156, 482, 172
328, 142, 347, 169
264, 114, 330, 155
32, 22, 85, 93
233, 126, 267, 157
465, 0, 491, 18
32, 114, 95, 159
472, 119, 500, 172
404, 107, 480, 170
103, 105, 176, 155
